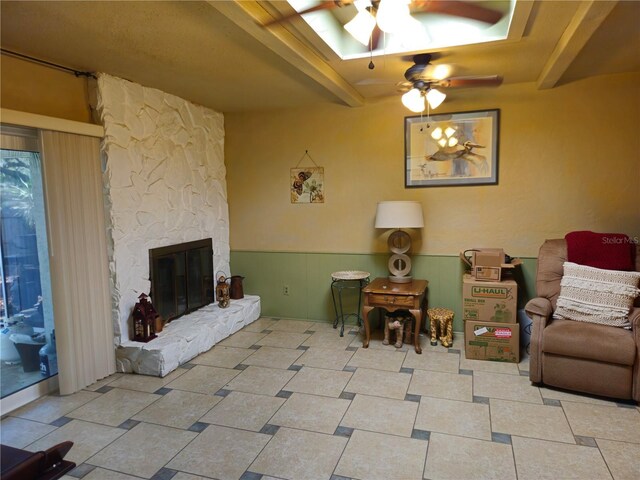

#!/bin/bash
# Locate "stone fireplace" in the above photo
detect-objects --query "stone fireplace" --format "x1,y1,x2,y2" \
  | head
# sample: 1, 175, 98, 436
95, 74, 259, 376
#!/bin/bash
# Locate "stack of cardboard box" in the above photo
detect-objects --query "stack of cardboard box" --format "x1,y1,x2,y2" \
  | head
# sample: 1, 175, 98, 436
462, 249, 521, 363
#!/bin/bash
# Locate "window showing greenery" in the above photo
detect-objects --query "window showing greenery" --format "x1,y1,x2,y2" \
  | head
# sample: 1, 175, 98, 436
1, 146, 57, 398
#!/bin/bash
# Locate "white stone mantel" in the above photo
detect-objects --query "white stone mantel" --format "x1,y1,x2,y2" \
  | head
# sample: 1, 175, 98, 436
116, 295, 260, 377
96, 73, 230, 345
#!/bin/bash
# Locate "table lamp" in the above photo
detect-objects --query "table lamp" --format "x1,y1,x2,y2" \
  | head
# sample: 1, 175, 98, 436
375, 201, 424, 283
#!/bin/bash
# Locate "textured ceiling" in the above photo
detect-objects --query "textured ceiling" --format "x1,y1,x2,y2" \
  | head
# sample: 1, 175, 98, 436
1, 1, 639, 113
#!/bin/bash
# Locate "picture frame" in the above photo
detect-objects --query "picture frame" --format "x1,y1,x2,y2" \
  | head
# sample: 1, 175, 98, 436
290, 166, 324, 203
405, 109, 500, 187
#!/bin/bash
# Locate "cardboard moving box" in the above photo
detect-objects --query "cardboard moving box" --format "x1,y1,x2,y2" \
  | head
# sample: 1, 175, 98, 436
462, 274, 517, 323
474, 266, 502, 281
465, 320, 520, 363
473, 249, 504, 268
461, 248, 522, 281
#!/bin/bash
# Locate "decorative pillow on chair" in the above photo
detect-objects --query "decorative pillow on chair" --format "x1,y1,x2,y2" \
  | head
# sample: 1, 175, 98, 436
554, 262, 640, 328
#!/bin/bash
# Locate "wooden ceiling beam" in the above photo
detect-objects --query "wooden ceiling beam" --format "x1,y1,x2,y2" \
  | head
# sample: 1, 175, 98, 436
537, 0, 618, 90
207, 0, 364, 107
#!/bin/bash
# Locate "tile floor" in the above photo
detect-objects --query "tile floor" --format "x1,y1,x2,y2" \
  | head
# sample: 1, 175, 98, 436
2, 317, 640, 480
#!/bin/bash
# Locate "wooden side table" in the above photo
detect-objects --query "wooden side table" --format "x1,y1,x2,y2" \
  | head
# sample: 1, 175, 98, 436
361, 277, 428, 354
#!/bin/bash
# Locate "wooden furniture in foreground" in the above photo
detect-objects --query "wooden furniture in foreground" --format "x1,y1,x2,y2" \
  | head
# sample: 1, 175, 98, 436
1, 441, 75, 480
362, 277, 428, 354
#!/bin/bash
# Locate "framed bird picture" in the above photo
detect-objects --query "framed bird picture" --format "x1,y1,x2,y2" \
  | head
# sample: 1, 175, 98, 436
290, 166, 324, 203
404, 109, 499, 187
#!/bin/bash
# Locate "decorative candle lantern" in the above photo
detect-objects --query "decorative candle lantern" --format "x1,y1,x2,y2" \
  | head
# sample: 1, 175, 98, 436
132, 293, 158, 342
146, 295, 164, 333
216, 274, 230, 308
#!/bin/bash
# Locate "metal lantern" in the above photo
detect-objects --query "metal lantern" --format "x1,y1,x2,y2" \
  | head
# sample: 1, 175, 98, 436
216, 273, 230, 308
132, 293, 158, 342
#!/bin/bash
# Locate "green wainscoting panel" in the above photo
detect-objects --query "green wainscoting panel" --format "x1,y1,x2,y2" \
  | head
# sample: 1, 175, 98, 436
230, 251, 538, 332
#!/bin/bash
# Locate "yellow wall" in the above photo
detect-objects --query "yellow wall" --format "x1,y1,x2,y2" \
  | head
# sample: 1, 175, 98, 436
3, 53, 638, 258
1, 55, 93, 123
226, 73, 640, 257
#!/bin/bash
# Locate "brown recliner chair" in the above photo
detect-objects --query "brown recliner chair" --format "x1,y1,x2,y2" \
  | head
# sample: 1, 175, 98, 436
526, 239, 640, 402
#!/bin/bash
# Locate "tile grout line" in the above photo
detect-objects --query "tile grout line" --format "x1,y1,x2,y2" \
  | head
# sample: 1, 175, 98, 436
6, 318, 638, 480
509, 434, 519, 480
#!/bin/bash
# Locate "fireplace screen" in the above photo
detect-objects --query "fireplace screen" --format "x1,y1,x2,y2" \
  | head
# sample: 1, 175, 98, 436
149, 239, 214, 322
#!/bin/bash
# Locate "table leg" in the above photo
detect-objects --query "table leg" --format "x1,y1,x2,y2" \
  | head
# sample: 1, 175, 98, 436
362, 305, 373, 348
356, 279, 366, 327
337, 285, 346, 337
331, 281, 339, 330
410, 308, 423, 354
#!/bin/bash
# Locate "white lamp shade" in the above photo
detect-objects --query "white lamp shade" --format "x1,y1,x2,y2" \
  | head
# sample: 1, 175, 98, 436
375, 201, 424, 229
394, 14, 430, 48
426, 88, 446, 109
401, 88, 426, 113
376, 0, 411, 33
344, 10, 376, 45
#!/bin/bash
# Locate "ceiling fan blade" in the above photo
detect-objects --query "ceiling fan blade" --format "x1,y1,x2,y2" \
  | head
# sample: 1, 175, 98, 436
438, 75, 503, 88
413, 0, 504, 25
262, 1, 346, 27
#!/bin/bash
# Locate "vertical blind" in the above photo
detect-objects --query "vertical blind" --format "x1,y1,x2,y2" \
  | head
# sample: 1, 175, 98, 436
40, 130, 115, 394
0, 125, 39, 152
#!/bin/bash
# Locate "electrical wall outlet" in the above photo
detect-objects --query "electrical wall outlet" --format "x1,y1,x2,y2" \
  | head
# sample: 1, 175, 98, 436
283, 285, 290, 296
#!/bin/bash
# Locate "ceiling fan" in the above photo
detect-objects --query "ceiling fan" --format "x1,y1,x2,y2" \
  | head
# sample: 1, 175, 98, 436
263, 1, 506, 39
397, 53, 502, 112
263, 1, 505, 26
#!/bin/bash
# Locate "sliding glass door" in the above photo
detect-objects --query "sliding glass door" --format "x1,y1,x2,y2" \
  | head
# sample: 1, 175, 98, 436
0, 127, 57, 398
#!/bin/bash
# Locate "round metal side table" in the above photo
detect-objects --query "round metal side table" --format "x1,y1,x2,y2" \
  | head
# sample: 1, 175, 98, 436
331, 271, 370, 337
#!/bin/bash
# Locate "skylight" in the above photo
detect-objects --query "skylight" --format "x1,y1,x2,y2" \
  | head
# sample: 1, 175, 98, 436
287, 0, 517, 60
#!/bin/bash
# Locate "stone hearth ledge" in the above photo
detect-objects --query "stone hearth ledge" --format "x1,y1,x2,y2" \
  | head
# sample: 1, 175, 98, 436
116, 295, 261, 377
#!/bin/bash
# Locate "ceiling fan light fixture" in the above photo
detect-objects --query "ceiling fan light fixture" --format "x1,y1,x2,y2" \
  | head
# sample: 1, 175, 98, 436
426, 88, 446, 109
344, 9, 376, 46
432, 64, 451, 81
376, 0, 411, 34
401, 88, 426, 113
393, 14, 430, 49
353, 0, 373, 12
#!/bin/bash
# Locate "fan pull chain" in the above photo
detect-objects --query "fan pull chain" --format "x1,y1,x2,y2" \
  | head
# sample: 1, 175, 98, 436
368, 30, 375, 70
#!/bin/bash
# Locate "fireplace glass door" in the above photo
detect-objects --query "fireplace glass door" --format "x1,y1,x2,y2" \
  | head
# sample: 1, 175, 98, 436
150, 239, 214, 321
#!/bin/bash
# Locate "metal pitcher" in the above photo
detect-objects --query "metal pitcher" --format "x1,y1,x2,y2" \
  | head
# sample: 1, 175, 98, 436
229, 275, 245, 299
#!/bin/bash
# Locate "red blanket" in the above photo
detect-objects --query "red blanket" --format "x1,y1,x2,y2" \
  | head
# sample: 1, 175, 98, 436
565, 231, 635, 271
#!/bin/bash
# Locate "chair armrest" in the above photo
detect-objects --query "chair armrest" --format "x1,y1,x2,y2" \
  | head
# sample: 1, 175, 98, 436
631, 308, 640, 402
525, 298, 553, 383
630, 308, 640, 331
525, 297, 553, 319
